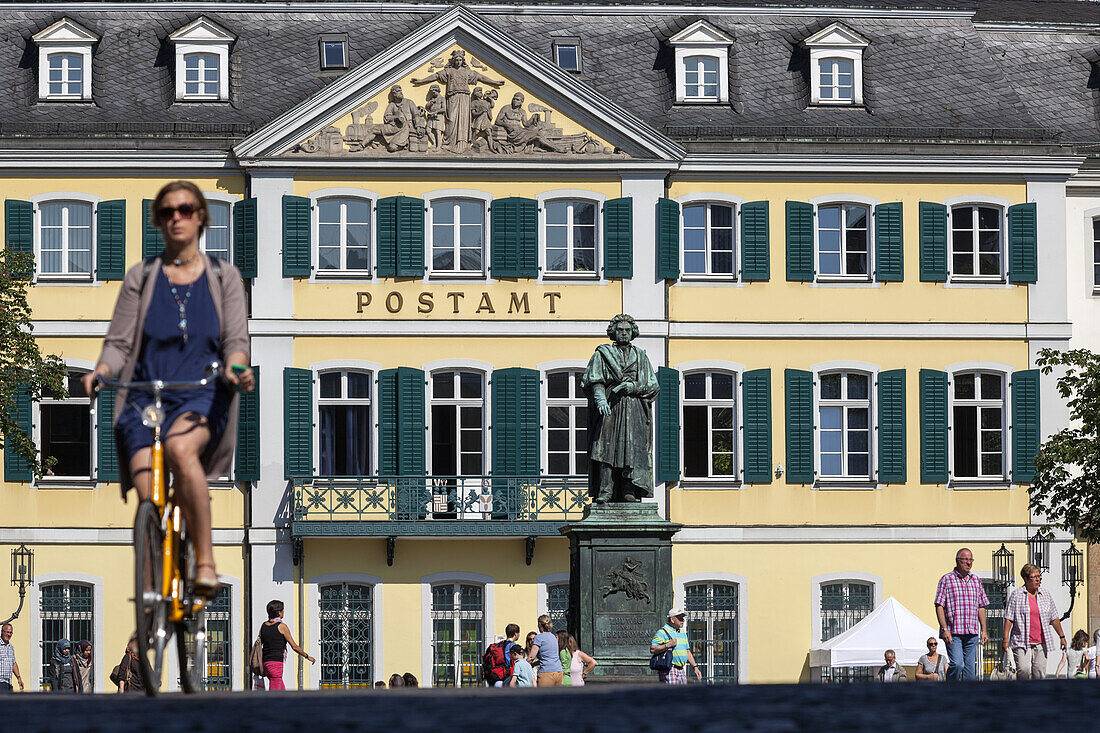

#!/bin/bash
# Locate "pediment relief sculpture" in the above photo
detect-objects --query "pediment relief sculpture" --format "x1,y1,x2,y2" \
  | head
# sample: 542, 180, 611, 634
294, 48, 624, 158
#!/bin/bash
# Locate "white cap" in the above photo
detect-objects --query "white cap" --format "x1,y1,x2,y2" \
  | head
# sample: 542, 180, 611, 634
668, 608, 686, 619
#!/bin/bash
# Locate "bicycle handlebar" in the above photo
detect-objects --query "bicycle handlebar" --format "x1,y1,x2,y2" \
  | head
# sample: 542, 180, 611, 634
97, 362, 225, 392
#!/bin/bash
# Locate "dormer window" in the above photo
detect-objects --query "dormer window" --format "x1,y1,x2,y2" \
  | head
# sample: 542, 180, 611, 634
320, 34, 349, 70
668, 20, 733, 105
552, 38, 582, 73
802, 23, 869, 106
32, 17, 96, 102
169, 16, 235, 102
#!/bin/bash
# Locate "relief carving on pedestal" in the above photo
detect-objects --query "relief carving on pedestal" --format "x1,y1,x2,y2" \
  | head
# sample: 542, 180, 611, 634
294, 48, 623, 157
600, 557, 651, 604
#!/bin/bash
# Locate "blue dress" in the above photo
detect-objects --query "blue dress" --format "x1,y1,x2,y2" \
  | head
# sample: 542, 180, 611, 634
116, 268, 231, 461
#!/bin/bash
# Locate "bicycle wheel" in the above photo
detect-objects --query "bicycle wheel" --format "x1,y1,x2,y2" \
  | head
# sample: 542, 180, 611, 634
176, 526, 208, 693
133, 499, 169, 697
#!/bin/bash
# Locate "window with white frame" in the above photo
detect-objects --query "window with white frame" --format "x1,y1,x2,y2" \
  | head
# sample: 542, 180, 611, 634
669, 21, 733, 104
180, 583, 231, 690
820, 580, 874, 682
46, 53, 84, 98
545, 200, 597, 274
430, 371, 484, 476
38, 370, 93, 479
546, 370, 588, 476
317, 197, 371, 273
39, 582, 93, 690
169, 17, 234, 102
683, 56, 719, 101
201, 200, 231, 262
685, 582, 739, 684
951, 205, 1003, 279
319, 35, 349, 70
431, 583, 483, 687
38, 200, 93, 277
951, 371, 1005, 480
818, 58, 854, 102
430, 199, 484, 275
553, 40, 582, 72
803, 23, 868, 106
1093, 217, 1100, 291
817, 203, 869, 278
318, 371, 371, 477
683, 203, 735, 277
683, 371, 737, 479
32, 18, 96, 102
818, 372, 871, 479
546, 583, 570, 634
183, 53, 220, 98
319, 582, 373, 688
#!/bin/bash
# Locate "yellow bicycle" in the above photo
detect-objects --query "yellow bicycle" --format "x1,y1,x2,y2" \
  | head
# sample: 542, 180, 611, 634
100, 363, 227, 696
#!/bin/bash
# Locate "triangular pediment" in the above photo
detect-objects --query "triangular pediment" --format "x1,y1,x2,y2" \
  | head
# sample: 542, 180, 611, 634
669, 21, 734, 47
168, 16, 235, 44
234, 6, 682, 162
802, 23, 870, 49
32, 17, 97, 45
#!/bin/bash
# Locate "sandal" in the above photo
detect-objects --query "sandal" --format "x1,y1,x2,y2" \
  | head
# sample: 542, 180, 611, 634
194, 563, 220, 597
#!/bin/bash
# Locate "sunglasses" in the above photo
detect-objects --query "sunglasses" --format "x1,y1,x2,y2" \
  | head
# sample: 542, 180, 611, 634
157, 203, 197, 221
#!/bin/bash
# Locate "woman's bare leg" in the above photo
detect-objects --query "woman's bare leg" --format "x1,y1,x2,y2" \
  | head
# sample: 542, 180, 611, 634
128, 448, 153, 502
163, 413, 216, 587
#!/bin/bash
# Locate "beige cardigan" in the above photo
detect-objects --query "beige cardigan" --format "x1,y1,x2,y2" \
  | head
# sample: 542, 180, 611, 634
98, 255, 250, 492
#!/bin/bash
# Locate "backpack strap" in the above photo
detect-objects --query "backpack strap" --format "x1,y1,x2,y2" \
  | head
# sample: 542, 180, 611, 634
209, 254, 223, 278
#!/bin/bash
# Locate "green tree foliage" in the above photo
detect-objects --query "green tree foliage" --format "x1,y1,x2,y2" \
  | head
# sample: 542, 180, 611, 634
1031, 348, 1100, 542
0, 250, 67, 478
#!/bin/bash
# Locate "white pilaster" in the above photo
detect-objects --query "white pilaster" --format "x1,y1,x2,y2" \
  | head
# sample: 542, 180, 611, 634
620, 171, 667, 322
250, 171, 295, 319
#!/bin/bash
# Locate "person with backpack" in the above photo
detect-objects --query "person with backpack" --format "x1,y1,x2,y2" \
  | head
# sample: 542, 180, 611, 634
483, 623, 522, 687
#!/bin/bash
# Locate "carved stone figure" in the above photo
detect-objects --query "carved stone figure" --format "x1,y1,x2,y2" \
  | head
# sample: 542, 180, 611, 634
469, 87, 498, 152
424, 84, 446, 149
581, 314, 660, 504
381, 85, 427, 152
599, 557, 651, 603
411, 49, 504, 152
493, 93, 566, 153
344, 102, 383, 152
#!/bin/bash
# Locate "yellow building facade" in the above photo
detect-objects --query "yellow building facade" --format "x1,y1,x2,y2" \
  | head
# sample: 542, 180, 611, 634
0, 2, 1090, 689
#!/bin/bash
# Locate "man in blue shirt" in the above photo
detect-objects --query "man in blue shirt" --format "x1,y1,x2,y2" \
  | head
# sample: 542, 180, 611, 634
650, 608, 702, 684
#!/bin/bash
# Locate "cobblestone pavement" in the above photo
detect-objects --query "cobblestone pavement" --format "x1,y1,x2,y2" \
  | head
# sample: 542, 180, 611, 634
8, 681, 1098, 732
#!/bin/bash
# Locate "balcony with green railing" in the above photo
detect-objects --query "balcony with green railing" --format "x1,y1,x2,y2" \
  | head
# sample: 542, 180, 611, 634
291, 475, 590, 538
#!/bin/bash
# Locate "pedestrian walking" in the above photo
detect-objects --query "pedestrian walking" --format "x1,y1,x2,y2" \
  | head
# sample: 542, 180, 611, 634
482, 623, 522, 687
74, 640, 93, 693
914, 637, 947, 681
1083, 631, 1100, 678
877, 649, 908, 682
556, 630, 596, 686
1061, 630, 1089, 678
0, 624, 25, 692
508, 646, 534, 687
649, 608, 702, 684
48, 639, 80, 692
255, 600, 315, 691
934, 547, 989, 680
1002, 563, 1066, 680
527, 615, 563, 686
117, 636, 145, 694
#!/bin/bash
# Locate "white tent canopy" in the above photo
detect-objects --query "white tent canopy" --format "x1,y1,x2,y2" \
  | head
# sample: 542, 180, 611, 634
809, 596, 949, 668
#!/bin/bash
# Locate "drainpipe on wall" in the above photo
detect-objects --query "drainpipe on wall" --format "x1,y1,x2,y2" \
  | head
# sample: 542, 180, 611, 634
242, 479, 253, 691
298, 541, 305, 690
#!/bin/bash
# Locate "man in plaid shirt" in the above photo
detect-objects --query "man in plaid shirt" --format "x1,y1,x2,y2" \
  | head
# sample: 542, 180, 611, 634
935, 548, 989, 681
0, 624, 24, 692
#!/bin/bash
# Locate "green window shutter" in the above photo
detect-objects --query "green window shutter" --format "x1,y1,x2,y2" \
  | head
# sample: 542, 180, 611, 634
233, 198, 258, 279
96, 387, 119, 483
656, 198, 680, 280
376, 197, 396, 277
918, 202, 948, 282
396, 367, 426, 475
235, 365, 260, 482
877, 369, 906, 483
395, 196, 425, 278
742, 369, 772, 484
4, 200, 32, 254
142, 199, 165, 258
919, 369, 949, 483
377, 369, 398, 475
95, 200, 126, 281
874, 202, 903, 283
283, 367, 313, 479
741, 201, 770, 282
490, 197, 538, 278
3, 383, 32, 482
1011, 369, 1040, 483
656, 366, 680, 483
282, 195, 311, 278
491, 368, 540, 475
785, 201, 813, 282
603, 196, 633, 278
1008, 202, 1038, 284
784, 369, 813, 483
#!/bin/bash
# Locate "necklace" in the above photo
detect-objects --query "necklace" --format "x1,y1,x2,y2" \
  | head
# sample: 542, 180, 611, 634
170, 251, 199, 267
168, 277, 194, 345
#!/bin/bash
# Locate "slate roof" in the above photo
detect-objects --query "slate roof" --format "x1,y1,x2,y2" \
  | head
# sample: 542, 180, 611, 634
0, 1, 1098, 151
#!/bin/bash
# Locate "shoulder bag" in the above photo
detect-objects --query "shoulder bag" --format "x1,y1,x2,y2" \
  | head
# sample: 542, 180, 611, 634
649, 628, 674, 672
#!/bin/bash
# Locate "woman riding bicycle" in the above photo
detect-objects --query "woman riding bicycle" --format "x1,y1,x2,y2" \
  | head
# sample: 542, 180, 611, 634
82, 180, 254, 596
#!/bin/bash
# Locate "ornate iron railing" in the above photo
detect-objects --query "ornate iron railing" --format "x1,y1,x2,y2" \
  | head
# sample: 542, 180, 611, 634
292, 475, 589, 524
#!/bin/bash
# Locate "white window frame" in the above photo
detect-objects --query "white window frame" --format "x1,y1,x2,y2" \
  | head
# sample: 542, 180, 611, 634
317, 368, 374, 477
181, 51, 223, 100
310, 188, 378, 279
32, 360, 98, 487
810, 571, 882, 646
33, 18, 96, 102
811, 360, 879, 489
552, 38, 582, 73
808, 194, 878, 283
677, 573, 747, 684
543, 367, 589, 477
537, 190, 606, 280
947, 202, 1007, 283
425, 361, 491, 477
28, 571, 104, 692
319, 34, 349, 71
536, 571, 571, 619
947, 363, 1011, 486
681, 202, 738, 279
309, 360, 381, 480
31, 193, 98, 282
674, 360, 746, 488
425, 190, 490, 279
669, 20, 733, 104
815, 370, 873, 483
169, 18, 234, 102
420, 571, 494, 688
1091, 213, 1100, 295
803, 23, 869, 106
306, 572, 383, 690
681, 369, 739, 481
200, 191, 239, 263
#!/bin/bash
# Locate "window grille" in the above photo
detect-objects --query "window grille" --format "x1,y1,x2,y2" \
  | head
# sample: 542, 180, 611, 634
319, 583, 373, 688
431, 583, 483, 688
820, 581, 873, 682
685, 583, 739, 684
40, 583, 93, 690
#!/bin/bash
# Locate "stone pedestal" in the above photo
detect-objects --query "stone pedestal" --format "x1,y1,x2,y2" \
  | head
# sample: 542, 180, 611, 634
561, 503, 682, 683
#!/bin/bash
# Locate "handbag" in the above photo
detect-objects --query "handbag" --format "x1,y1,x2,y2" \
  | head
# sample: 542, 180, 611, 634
249, 634, 265, 676
649, 629, 674, 672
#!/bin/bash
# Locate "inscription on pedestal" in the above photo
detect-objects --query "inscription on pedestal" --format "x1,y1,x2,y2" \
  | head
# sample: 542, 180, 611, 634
596, 613, 656, 652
